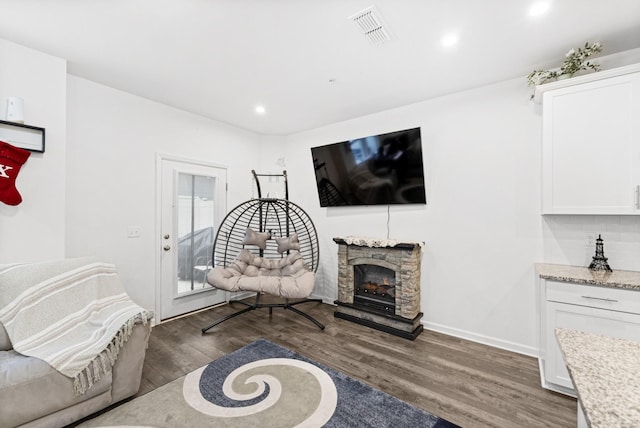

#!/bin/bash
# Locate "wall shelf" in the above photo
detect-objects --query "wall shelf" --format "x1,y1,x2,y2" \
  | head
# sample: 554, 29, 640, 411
0, 119, 45, 153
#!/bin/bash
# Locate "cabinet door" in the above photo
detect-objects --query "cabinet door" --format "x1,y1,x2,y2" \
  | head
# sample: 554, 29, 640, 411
542, 72, 640, 214
545, 301, 640, 389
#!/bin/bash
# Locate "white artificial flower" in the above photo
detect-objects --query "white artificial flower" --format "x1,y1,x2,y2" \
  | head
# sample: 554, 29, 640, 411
565, 48, 575, 57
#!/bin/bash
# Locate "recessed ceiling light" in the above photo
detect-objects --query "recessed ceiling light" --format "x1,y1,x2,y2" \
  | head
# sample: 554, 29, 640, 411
441, 33, 458, 48
529, 2, 550, 16
255, 105, 266, 115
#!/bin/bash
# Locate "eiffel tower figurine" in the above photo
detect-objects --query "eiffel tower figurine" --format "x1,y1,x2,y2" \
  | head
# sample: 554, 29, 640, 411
588, 234, 612, 272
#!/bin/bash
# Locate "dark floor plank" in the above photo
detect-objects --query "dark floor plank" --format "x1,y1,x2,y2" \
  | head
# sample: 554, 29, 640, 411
135, 298, 576, 428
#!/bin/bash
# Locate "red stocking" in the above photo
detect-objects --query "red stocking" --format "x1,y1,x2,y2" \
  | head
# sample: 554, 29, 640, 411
0, 140, 31, 206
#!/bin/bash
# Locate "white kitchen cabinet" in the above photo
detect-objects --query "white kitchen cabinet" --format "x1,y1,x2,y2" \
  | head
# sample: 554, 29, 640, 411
537, 275, 640, 395
538, 64, 640, 215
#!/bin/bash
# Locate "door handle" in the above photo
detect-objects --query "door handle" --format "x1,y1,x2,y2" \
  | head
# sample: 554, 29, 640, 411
581, 295, 618, 303
163, 245, 171, 251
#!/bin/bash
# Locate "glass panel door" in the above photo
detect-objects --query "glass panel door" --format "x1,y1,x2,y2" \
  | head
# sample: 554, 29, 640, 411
160, 158, 227, 320
177, 173, 215, 294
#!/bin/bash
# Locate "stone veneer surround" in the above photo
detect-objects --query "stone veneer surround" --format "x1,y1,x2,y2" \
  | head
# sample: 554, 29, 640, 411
333, 237, 424, 339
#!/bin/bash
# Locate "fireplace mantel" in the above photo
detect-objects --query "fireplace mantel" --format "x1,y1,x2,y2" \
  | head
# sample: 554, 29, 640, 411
333, 236, 423, 249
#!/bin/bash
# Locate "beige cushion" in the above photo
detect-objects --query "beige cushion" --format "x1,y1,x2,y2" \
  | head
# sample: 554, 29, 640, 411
208, 249, 315, 298
275, 233, 300, 254
242, 227, 270, 250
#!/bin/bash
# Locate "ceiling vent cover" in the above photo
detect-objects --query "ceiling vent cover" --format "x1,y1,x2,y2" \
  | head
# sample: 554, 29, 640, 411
349, 6, 391, 45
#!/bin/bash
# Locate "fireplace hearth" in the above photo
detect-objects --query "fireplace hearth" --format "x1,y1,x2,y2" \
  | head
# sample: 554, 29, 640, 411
333, 237, 423, 340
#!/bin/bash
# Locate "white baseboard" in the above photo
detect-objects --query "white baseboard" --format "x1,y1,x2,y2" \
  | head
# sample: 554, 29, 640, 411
423, 321, 538, 358
538, 359, 577, 397
309, 294, 335, 305
215, 293, 538, 357
229, 291, 254, 301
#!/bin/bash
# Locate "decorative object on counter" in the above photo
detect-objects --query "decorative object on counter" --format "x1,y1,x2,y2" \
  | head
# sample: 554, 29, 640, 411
0, 139, 31, 206
588, 234, 612, 272
5, 96, 24, 123
527, 41, 603, 87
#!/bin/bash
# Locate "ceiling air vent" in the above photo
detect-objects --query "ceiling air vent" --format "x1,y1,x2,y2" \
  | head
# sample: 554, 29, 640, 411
349, 6, 391, 45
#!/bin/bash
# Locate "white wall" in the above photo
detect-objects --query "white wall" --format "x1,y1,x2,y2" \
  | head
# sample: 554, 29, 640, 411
542, 216, 640, 271
0, 39, 67, 263
65, 76, 261, 311
253, 135, 288, 199
285, 78, 544, 355
281, 49, 640, 356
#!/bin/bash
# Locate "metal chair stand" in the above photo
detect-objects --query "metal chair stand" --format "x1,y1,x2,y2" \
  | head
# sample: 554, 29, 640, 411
201, 293, 325, 334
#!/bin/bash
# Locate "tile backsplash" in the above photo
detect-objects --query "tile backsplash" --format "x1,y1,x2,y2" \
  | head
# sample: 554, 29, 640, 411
543, 215, 640, 271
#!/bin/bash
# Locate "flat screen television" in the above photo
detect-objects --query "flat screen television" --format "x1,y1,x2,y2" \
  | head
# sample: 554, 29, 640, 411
311, 127, 426, 207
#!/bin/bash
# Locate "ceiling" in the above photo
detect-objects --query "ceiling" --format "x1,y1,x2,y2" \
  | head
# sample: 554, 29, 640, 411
0, 1, 639, 136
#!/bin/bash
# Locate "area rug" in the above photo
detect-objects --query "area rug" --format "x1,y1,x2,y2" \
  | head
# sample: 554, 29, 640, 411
78, 339, 459, 427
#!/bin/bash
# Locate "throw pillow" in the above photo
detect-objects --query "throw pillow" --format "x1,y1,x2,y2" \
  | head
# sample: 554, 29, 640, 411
242, 227, 270, 250
275, 233, 300, 254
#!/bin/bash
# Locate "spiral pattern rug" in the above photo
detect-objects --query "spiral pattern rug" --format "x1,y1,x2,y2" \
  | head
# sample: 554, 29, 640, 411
79, 339, 459, 427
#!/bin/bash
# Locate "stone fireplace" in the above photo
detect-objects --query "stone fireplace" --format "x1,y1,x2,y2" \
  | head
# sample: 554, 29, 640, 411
333, 237, 423, 340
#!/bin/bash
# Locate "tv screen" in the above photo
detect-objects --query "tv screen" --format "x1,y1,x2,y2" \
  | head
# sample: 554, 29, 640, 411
311, 127, 427, 207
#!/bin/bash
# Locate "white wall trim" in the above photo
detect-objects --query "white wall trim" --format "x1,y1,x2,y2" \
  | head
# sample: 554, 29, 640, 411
538, 359, 577, 397
315, 285, 539, 357
423, 321, 538, 358
154, 152, 230, 324
309, 294, 336, 305
154, 154, 166, 323
155, 152, 229, 170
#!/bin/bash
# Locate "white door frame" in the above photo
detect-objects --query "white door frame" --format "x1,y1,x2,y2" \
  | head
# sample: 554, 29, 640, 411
155, 153, 228, 323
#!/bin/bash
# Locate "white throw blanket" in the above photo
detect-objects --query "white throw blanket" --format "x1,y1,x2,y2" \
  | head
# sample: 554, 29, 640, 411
0, 257, 153, 395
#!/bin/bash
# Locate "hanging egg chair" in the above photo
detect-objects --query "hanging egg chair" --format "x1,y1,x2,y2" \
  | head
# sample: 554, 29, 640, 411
201, 170, 324, 333
212, 197, 319, 273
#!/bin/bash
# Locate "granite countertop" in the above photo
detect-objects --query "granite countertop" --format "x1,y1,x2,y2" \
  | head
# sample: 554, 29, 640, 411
536, 263, 640, 291
555, 328, 640, 428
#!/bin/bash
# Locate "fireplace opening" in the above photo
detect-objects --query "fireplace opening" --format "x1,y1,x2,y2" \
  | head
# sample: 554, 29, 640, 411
353, 264, 396, 314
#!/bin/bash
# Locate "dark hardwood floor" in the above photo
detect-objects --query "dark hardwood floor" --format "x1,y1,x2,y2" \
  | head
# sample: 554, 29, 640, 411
137, 298, 576, 428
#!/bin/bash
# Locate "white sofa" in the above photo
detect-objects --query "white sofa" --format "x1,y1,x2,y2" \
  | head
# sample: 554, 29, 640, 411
0, 258, 153, 428
0, 320, 151, 428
